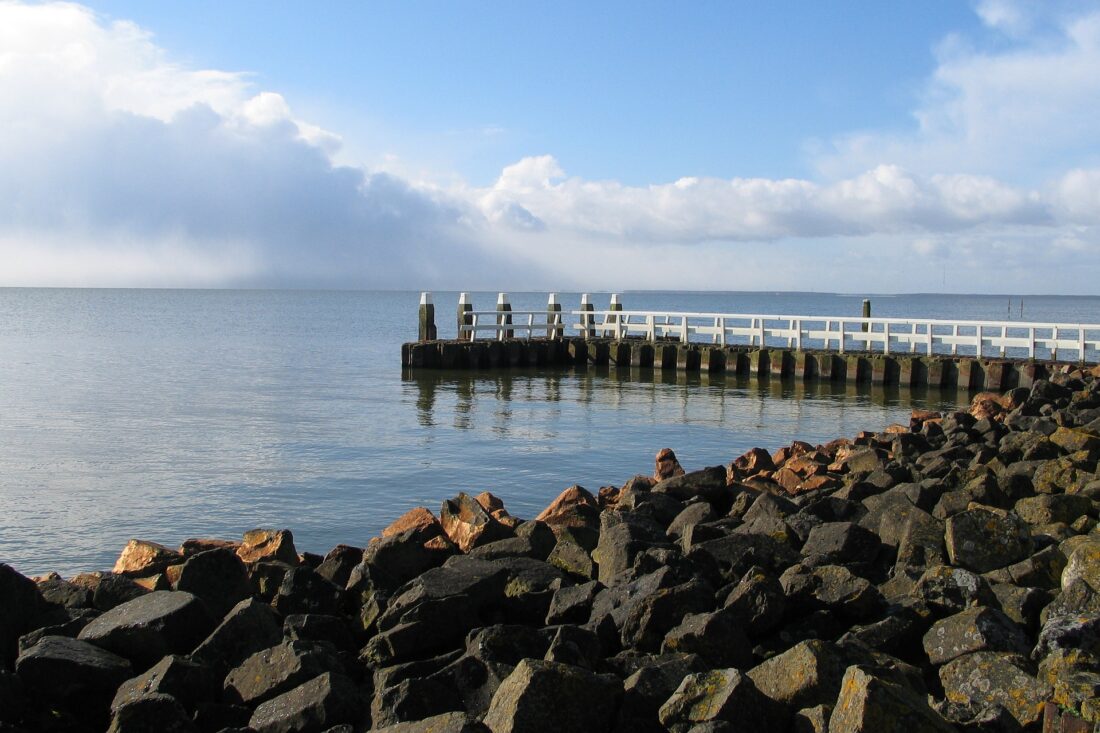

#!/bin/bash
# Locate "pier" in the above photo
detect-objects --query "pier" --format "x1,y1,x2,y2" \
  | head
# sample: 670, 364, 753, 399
402, 292, 1100, 390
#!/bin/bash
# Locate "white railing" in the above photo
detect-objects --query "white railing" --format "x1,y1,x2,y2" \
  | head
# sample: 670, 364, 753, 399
566, 310, 1100, 362
461, 310, 566, 341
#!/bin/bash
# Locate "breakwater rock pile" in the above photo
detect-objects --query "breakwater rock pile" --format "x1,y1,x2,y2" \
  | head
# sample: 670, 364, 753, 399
4, 372, 1100, 732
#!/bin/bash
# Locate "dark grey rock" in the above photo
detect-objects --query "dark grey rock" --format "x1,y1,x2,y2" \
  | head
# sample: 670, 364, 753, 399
273, 567, 344, 616
189, 597, 283, 673
482, 659, 622, 733
721, 565, 786, 637
248, 672, 361, 733
111, 654, 217, 713
77, 591, 215, 669
224, 640, 343, 706
922, 607, 1031, 665
15, 635, 132, 723
660, 608, 752, 669
107, 693, 198, 733
945, 508, 1033, 573
658, 668, 777, 732
174, 548, 251, 619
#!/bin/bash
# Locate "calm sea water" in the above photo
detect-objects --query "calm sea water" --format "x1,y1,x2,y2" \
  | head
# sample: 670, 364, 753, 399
1, 289, 1097, 576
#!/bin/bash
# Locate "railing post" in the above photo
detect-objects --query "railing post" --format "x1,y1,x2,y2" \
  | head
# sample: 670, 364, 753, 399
839, 321, 845, 354
608, 294, 623, 338
1028, 327, 1035, 359
1079, 327, 1086, 363
952, 324, 959, 355
926, 322, 933, 355
788, 318, 795, 349
884, 321, 890, 355
457, 292, 473, 341
580, 293, 595, 339
862, 299, 871, 332
681, 315, 689, 344
1000, 325, 1007, 357
1053, 327, 1058, 361
795, 319, 802, 351
418, 292, 437, 341
546, 293, 562, 340
975, 325, 982, 357
496, 292, 513, 340
647, 314, 655, 342
759, 318, 766, 348
718, 317, 726, 346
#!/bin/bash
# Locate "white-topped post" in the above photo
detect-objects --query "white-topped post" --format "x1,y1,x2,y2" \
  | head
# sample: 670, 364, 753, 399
496, 292, 513, 340
457, 292, 473, 341
580, 293, 595, 339
418, 291, 436, 341
608, 293, 623, 338
546, 292, 562, 339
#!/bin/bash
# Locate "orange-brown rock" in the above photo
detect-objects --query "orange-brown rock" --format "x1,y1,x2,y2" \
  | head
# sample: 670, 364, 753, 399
598, 485, 622, 509
535, 485, 601, 534
236, 528, 299, 565
112, 539, 184, 577
785, 455, 825, 478
381, 507, 442, 540
164, 564, 185, 587
884, 424, 910, 434
132, 574, 171, 591
475, 492, 523, 528
819, 437, 852, 458
799, 474, 839, 492
772, 441, 813, 467
180, 538, 240, 556
733, 447, 776, 476
440, 492, 512, 553
909, 409, 942, 430
969, 392, 1006, 421
774, 467, 804, 494
654, 448, 685, 481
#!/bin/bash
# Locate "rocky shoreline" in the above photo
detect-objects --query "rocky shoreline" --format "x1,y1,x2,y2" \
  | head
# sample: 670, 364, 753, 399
3, 370, 1100, 732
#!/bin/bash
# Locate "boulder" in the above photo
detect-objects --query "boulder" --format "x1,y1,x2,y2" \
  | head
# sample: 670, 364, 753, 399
652, 467, 728, 504
113, 540, 184, 577
77, 591, 215, 669
362, 528, 457, 589
0, 563, 45, 666
284, 614, 356, 653
620, 580, 714, 652
655, 448, 686, 481
828, 665, 954, 733
315, 545, 364, 588
944, 508, 1032, 573
939, 652, 1051, 727
1049, 426, 1100, 453
224, 639, 343, 706
780, 565, 884, 622
440, 492, 514, 553
15, 635, 133, 721
546, 538, 598, 580
722, 565, 786, 637
237, 529, 299, 565
1014, 494, 1093, 527
1061, 538, 1100, 592
273, 566, 344, 616
482, 659, 622, 733
1033, 613, 1100, 659
111, 654, 217, 713
616, 654, 708, 731
107, 692, 198, 733
535, 486, 602, 535
189, 597, 283, 672
658, 668, 776, 732
373, 713, 484, 732
912, 565, 996, 615
800, 522, 880, 566
248, 671, 361, 733
545, 581, 601, 625
747, 639, 844, 710
173, 547, 250, 618
660, 608, 752, 669
921, 607, 1030, 665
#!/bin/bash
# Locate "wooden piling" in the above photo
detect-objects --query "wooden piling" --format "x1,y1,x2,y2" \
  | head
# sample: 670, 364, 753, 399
418, 292, 437, 342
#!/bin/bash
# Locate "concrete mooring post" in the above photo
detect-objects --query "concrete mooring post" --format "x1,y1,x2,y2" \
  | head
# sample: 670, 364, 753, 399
546, 293, 562, 339
580, 293, 595, 339
418, 292, 437, 341
608, 293, 623, 338
862, 299, 871, 333
457, 292, 473, 342
496, 292, 513, 339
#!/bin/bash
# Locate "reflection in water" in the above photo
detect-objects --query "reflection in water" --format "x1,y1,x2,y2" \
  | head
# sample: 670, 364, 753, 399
402, 365, 967, 443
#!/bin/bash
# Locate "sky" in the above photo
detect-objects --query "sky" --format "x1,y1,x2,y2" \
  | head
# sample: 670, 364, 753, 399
1, 1, 1099, 293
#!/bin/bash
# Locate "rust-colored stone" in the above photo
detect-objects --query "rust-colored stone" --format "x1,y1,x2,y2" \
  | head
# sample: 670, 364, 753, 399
381, 507, 442, 540
440, 492, 511, 553
180, 538, 240, 556
654, 448, 685, 481
910, 409, 942, 430
132, 574, 171, 591
112, 539, 183, 577
597, 485, 622, 509
236, 529, 299, 565
732, 447, 776, 476
535, 485, 601, 533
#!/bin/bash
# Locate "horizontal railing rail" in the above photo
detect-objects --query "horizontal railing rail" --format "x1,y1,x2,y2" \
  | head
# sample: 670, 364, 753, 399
460, 310, 566, 341
567, 310, 1100, 362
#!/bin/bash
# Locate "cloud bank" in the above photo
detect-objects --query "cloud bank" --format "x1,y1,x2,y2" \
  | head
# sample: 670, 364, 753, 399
1, 1, 1099, 292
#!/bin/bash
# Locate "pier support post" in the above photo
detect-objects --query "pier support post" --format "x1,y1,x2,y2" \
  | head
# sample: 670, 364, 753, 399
750, 350, 769, 377
608, 294, 623, 338
496, 293, 513, 339
546, 293, 562, 339
676, 345, 700, 371
580, 294, 595, 339
457, 292, 472, 341
655, 344, 678, 370
418, 292, 437, 341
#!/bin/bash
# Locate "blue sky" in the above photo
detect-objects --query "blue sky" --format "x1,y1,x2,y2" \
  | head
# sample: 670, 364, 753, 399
1, 1, 1099, 292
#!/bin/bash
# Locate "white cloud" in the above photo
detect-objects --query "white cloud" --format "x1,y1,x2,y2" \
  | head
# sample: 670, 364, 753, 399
0, 1, 1098, 293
